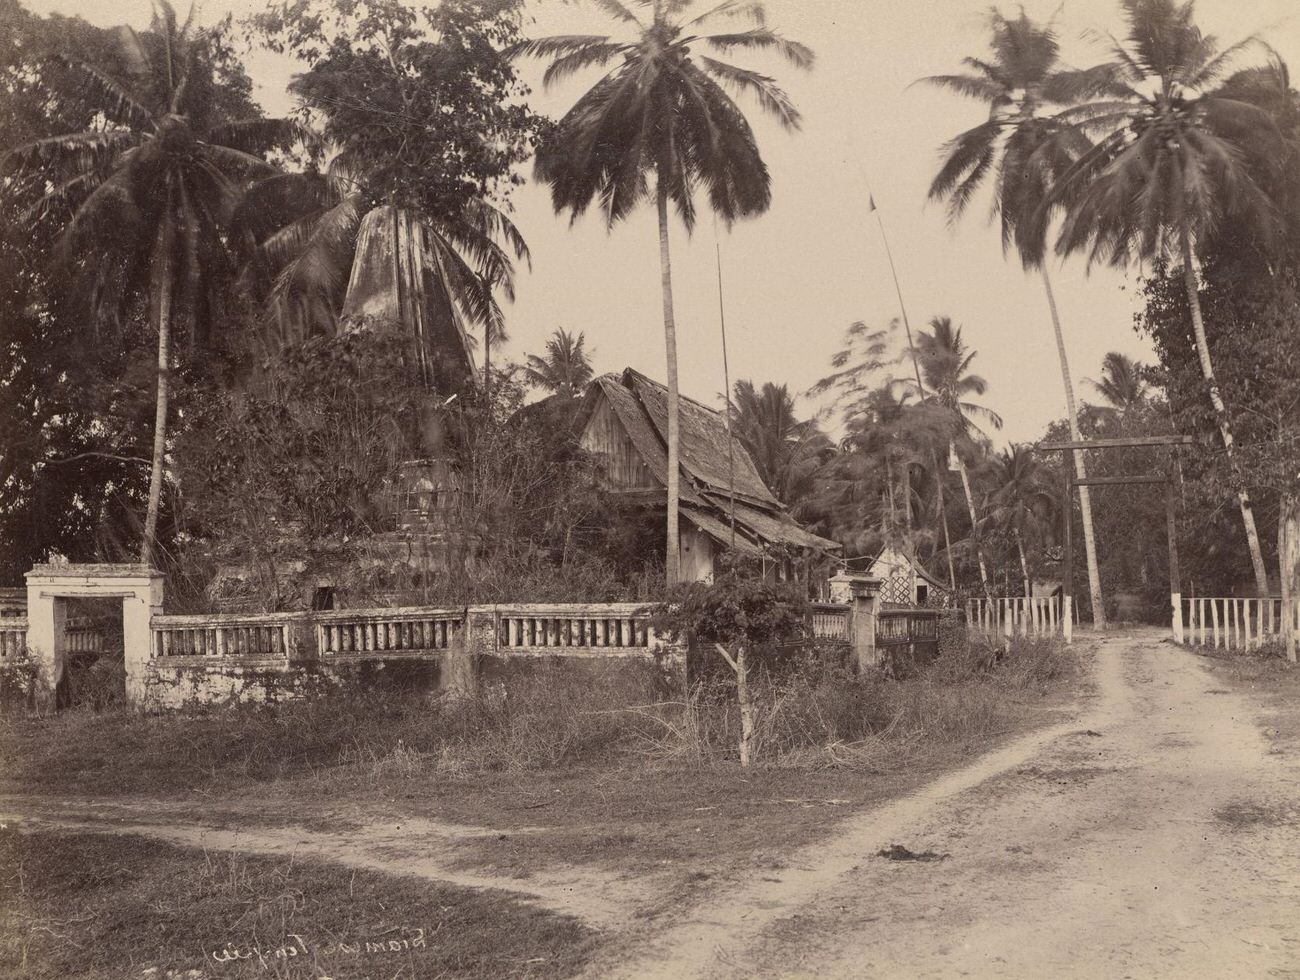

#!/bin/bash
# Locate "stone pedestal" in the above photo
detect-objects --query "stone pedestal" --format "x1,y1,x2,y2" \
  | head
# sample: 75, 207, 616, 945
25, 564, 163, 705
830, 572, 882, 673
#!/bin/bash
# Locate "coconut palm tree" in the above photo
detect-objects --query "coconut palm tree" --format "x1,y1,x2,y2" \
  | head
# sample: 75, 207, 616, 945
842, 384, 952, 551
515, 0, 812, 584
908, 316, 1002, 591
983, 445, 1055, 597
920, 7, 1108, 623
730, 380, 831, 514
5, 1, 290, 565
1087, 351, 1150, 419
525, 328, 595, 399
1048, 0, 1282, 596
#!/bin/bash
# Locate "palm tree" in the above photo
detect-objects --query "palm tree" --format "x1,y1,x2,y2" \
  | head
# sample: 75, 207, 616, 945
983, 445, 1055, 597
1048, 0, 1281, 596
843, 384, 952, 551
921, 7, 1108, 623
1088, 351, 1150, 418
5, 2, 288, 565
730, 380, 830, 513
525, 328, 595, 398
515, 0, 812, 584
908, 316, 1002, 591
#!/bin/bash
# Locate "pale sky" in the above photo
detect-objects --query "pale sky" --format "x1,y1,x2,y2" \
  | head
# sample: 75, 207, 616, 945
27, 0, 1300, 444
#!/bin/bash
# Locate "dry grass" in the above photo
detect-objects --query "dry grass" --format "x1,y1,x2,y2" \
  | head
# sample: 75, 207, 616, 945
0, 635, 1082, 942
0, 636, 1077, 799
0, 828, 595, 979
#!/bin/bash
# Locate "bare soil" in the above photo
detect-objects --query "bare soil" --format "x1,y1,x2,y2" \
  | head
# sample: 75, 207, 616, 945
588, 628, 1300, 978
9, 630, 1294, 978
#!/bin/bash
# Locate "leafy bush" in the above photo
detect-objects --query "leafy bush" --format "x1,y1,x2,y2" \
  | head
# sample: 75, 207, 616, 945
0, 654, 38, 711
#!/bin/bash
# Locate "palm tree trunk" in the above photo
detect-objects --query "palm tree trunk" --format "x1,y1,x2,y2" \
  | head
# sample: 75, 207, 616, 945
1279, 494, 1298, 663
140, 251, 174, 567
1015, 527, 1031, 599
657, 179, 682, 585
903, 462, 914, 531
952, 440, 990, 591
931, 450, 957, 591
885, 456, 897, 534
1179, 223, 1270, 597
1042, 268, 1106, 628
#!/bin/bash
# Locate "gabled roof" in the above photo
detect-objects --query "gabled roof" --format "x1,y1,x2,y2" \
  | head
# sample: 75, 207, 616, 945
620, 368, 779, 509
580, 368, 839, 555
868, 545, 950, 592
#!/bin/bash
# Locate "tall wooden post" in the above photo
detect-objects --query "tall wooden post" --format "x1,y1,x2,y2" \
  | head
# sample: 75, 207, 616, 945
1167, 474, 1183, 644
1063, 466, 1074, 643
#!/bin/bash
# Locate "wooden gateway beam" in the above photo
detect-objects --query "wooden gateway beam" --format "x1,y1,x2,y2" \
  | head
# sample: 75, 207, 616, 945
1037, 435, 1195, 452
1072, 475, 1169, 487
1042, 433, 1192, 643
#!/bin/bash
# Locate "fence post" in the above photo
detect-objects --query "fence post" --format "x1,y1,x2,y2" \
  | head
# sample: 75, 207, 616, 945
842, 574, 882, 673
446, 607, 489, 695
1063, 595, 1073, 644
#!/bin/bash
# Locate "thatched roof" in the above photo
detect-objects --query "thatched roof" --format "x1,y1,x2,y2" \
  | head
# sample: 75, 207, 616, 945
581, 369, 839, 555
622, 369, 778, 508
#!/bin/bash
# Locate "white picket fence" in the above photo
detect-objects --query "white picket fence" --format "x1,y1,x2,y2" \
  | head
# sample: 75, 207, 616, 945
1181, 596, 1299, 652
967, 595, 1072, 642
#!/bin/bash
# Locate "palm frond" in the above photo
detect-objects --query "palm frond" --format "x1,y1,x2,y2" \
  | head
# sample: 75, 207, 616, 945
589, 0, 644, 25
510, 35, 617, 62
687, 1, 766, 28
199, 143, 280, 180
704, 29, 814, 70
53, 56, 155, 131
699, 57, 800, 129
204, 117, 302, 155
917, 73, 1007, 103
543, 41, 630, 88
3, 129, 139, 178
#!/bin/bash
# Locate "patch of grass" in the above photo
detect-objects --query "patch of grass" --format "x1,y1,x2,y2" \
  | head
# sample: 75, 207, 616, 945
1, 637, 1080, 800
0, 661, 672, 797
0, 829, 595, 979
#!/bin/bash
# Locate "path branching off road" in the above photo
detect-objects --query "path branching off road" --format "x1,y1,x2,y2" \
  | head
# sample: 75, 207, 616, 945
6, 629, 1300, 978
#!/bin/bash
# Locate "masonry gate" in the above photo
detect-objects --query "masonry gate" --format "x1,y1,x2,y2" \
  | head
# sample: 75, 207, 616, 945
24, 564, 163, 703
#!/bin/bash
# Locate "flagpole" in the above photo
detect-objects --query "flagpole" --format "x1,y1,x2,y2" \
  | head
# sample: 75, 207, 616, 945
714, 216, 737, 550
868, 187, 958, 593
869, 190, 925, 396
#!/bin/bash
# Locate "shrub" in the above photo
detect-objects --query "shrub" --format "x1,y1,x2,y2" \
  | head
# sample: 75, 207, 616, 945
0, 653, 38, 711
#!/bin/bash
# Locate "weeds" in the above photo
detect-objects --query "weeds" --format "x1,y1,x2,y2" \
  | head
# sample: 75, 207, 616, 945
1, 634, 1078, 795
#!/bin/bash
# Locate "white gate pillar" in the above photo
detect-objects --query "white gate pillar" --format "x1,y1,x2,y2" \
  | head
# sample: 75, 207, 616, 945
24, 564, 164, 706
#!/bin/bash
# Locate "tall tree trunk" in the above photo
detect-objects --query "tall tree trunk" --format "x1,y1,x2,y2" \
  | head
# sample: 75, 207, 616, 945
1015, 527, 1031, 599
657, 179, 682, 585
1179, 224, 1270, 597
1279, 494, 1298, 663
931, 450, 957, 591
140, 252, 174, 567
903, 461, 914, 532
1042, 268, 1106, 628
952, 440, 990, 591
885, 456, 897, 536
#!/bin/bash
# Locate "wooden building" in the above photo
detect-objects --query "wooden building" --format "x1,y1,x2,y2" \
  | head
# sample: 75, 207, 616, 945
579, 369, 839, 581
855, 544, 954, 608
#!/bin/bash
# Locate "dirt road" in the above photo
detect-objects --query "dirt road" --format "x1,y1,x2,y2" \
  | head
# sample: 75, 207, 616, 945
7, 630, 1300, 978
595, 629, 1300, 978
